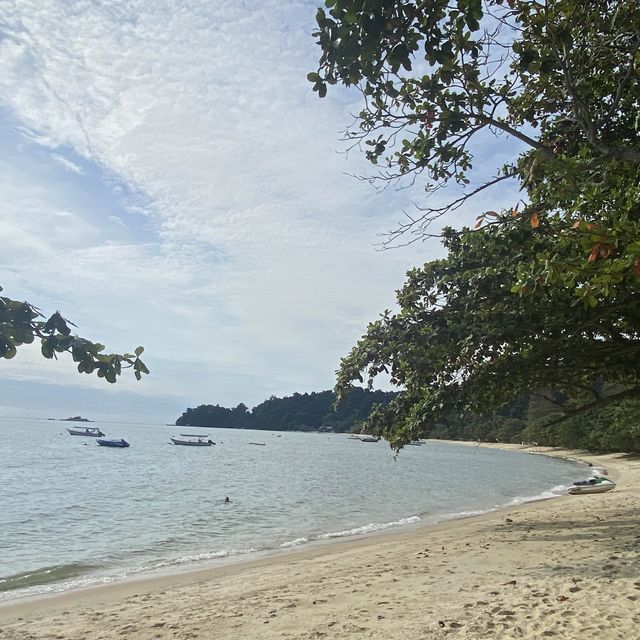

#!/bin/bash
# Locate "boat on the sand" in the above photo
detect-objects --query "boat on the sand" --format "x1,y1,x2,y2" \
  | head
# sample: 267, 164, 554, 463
67, 426, 105, 437
97, 438, 130, 448
568, 476, 615, 495
170, 435, 215, 446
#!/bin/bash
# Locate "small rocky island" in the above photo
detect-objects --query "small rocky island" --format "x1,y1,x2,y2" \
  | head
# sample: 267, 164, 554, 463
59, 416, 93, 422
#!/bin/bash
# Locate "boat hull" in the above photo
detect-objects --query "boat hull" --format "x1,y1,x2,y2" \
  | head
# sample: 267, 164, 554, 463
568, 483, 615, 495
170, 437, 214, 446
97, 438, 130, 448
67, 428, 105, 437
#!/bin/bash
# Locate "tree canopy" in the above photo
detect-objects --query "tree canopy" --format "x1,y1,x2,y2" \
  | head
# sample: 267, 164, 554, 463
0, 286, 149, 383
310, 0, 640, 449
335, 219, 640, 449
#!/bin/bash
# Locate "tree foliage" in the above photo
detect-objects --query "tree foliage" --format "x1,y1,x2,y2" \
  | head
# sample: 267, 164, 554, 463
310, 0, 640, 289
311, 0, 640, 449
335, 219, 640, 449
424, 391, 640, 452
0, 286, 149, 383
525, 398, 640, 452
176, 388, 397, 432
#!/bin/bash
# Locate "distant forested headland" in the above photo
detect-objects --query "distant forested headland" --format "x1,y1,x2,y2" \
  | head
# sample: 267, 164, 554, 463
176, 388, 396, 433
176, 386, 640, 452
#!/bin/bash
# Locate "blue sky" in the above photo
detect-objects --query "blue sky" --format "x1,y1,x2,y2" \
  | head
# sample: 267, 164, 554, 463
0, 1, 519, 423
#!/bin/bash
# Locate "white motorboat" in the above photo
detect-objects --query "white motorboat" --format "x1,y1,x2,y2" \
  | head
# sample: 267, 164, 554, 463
67, 426, 105, 437
568, 476, 616, 495
170, 435, 215, 446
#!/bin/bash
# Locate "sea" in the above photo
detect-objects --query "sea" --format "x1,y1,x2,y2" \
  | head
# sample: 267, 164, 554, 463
0, 417, 587, 602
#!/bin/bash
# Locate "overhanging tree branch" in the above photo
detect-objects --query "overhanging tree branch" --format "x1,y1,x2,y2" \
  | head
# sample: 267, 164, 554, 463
541, 386, 640, 429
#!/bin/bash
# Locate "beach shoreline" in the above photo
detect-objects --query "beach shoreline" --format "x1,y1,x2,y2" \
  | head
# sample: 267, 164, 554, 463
0, 441, 578, 606
2, 444, 639, 639
0, 442, 576, 607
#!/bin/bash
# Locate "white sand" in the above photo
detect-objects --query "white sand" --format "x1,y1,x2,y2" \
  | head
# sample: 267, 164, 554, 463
2, 446, 639, 639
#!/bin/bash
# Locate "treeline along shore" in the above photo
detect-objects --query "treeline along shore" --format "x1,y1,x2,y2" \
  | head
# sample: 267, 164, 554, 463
176, 388, 396, 433
176, 386, 640, 452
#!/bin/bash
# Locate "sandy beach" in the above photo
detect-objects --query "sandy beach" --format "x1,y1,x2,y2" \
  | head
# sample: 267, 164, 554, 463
2, 445, 638, 639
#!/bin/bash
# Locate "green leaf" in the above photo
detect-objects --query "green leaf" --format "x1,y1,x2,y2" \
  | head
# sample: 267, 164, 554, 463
1, 338, 17, 359
1, 286, 148, 384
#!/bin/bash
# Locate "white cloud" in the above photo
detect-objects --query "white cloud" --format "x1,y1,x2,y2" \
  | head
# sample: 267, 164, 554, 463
108, 215, 127, 227
0, 1, 518, 420
51, 153, 84, 174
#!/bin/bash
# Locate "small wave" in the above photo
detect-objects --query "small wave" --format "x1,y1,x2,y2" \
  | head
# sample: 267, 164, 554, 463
439, 508, 491, 521
436, 484, 570, 523
280, 537, 309, 548
318, 515, 421, 540
0, 548, 262, 602
506, 484, 569, 506
145, 547, 260, 569
0, 563, 99, 593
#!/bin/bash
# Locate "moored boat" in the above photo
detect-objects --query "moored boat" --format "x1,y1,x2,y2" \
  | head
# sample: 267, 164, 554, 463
97, 438, 130, 448
348, 434, 381, 442
67, 426, 105, 437
170, 436, 215, 446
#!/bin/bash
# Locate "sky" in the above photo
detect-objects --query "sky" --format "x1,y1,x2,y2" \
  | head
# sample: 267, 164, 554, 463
0, 0, 519, 423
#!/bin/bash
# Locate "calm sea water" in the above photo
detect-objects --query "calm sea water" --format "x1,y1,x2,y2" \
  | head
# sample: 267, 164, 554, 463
0, 417, 586, 601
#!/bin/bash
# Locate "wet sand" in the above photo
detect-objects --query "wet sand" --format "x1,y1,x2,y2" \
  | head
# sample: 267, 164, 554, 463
2, 445, 639, 639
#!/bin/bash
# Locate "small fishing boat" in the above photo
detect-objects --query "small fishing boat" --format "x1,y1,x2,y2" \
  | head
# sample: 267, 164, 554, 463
568, 476, 615, 495
97, 438, 130, 448
67, 426, 105, 437
249, 441, 266, 446
170, 435, 215, 446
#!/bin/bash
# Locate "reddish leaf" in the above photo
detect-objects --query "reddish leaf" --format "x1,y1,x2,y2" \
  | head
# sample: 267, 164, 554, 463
530, 213, 540, 228
588, 244, 601, 262
571, 220, 581, 229
599, 245, 612, 259
474, 218, 483, 229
